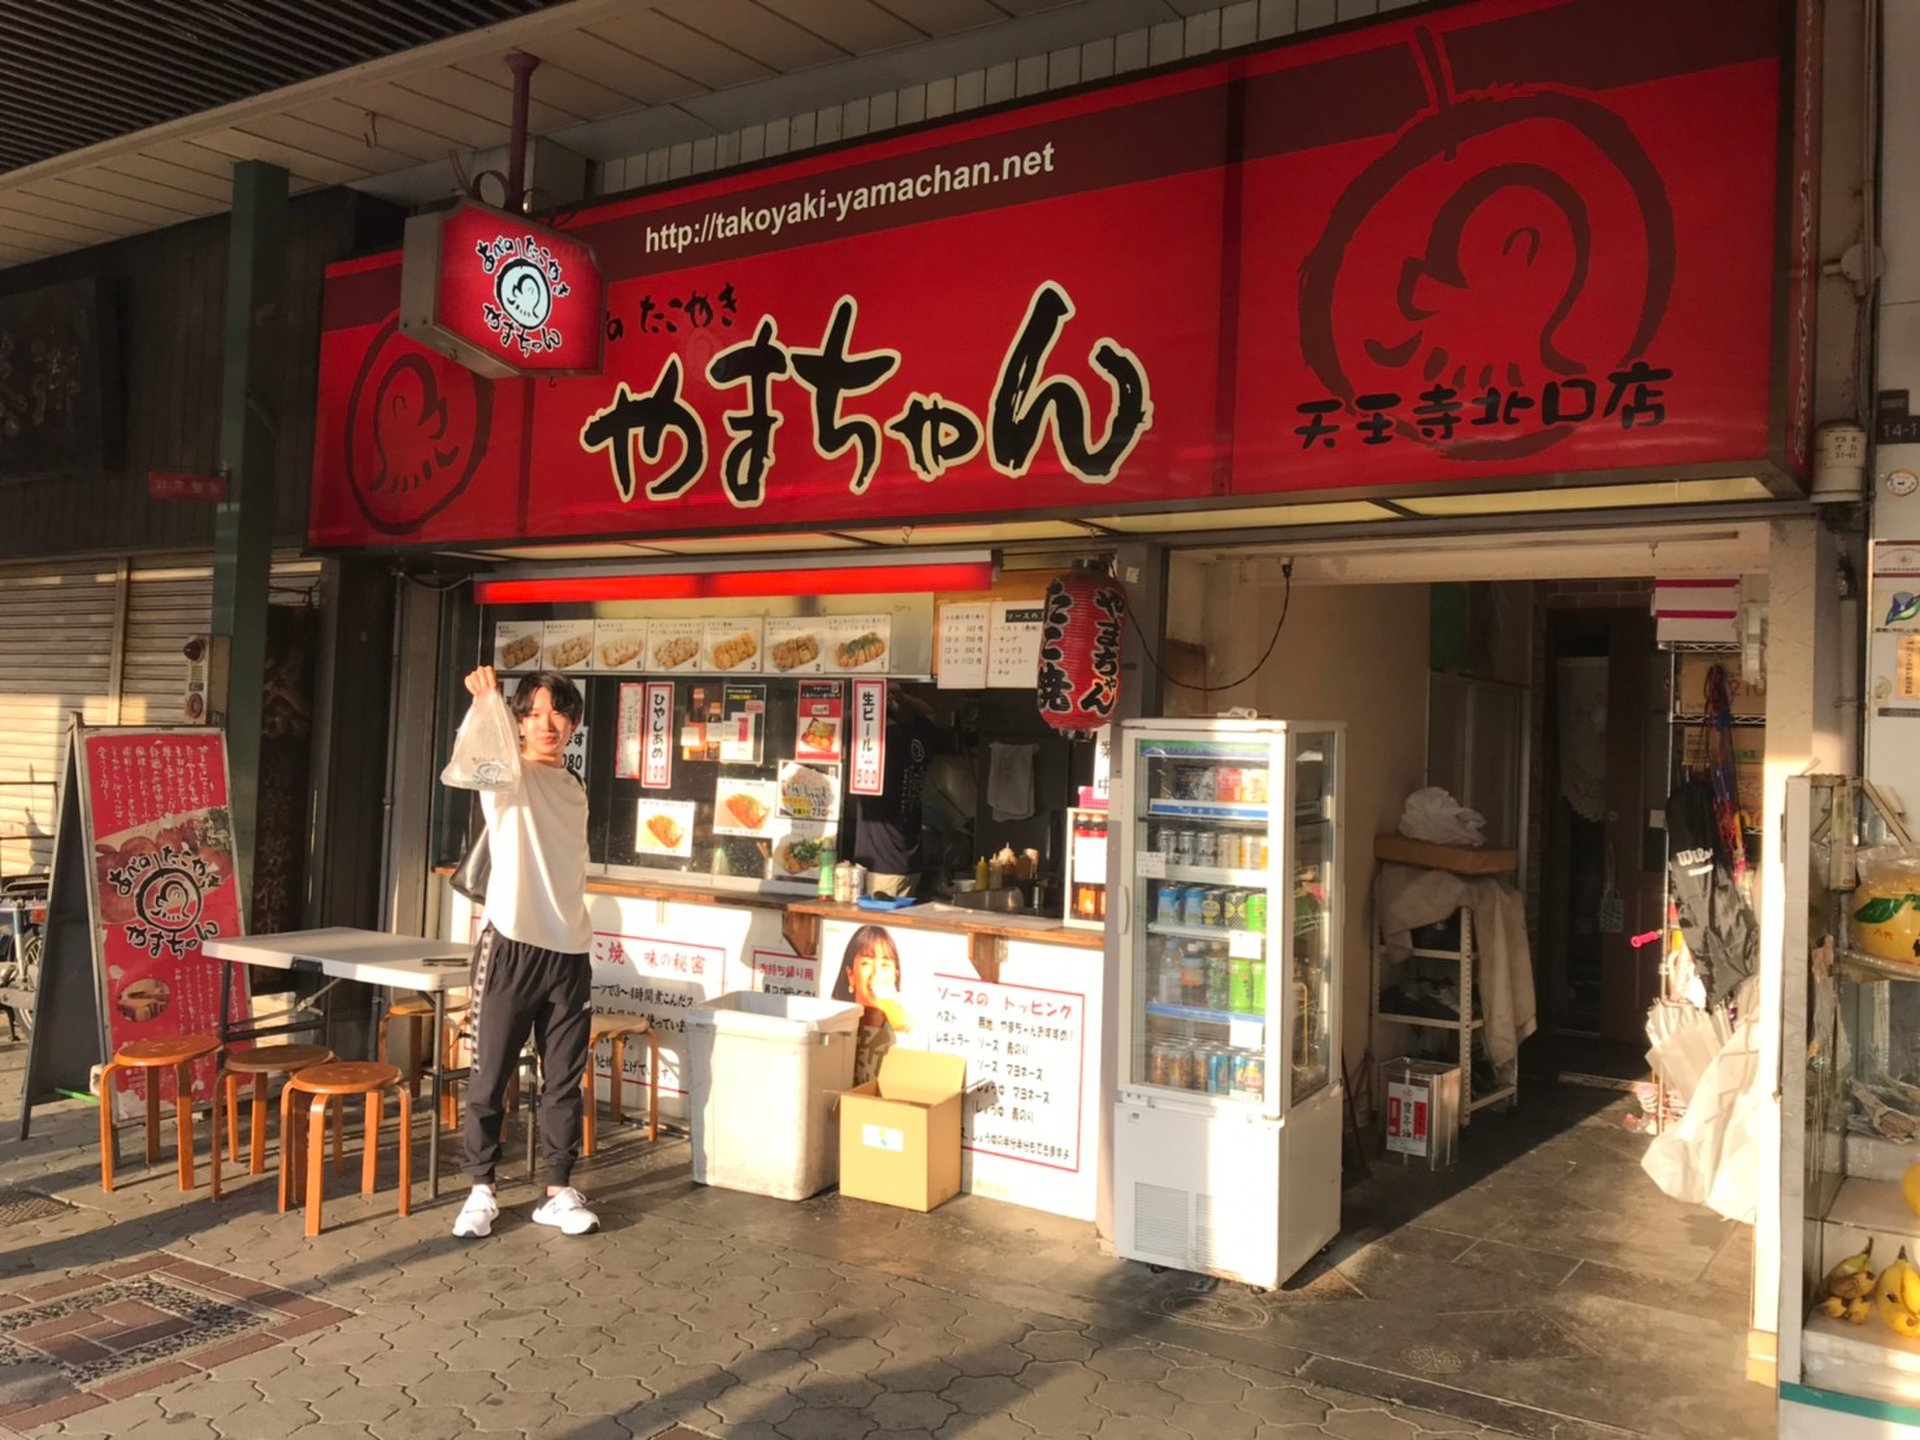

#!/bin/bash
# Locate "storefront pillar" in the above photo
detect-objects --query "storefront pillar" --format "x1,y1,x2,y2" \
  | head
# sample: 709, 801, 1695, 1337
1097, 541, 1167, 1247
210, 160, 288, 897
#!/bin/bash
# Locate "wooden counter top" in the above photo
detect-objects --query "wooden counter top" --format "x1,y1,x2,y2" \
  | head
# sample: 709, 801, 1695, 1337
783, 899, 1104, 950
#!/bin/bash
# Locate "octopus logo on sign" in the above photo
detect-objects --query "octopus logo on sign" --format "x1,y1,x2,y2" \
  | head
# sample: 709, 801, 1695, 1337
1298, 27, 1676, 461
342, 318, 493, 536
477, 233, 573, 358
106, 843, 225, 959
496, 256, 553, 332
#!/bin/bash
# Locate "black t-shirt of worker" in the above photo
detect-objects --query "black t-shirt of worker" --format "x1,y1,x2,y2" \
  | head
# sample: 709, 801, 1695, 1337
855, 713, 932, 875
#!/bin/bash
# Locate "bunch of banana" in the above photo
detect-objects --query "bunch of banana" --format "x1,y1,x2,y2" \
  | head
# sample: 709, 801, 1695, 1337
1877, 1247, 1920, 1337
1816, 1239, 1877, 1324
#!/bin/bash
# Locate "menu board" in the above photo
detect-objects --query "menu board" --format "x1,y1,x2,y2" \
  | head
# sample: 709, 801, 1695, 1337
769, 819, 833, 880
634, 798, 696, 857
822, 615, 891, 674
938, 603, 990, 689
494, 619, 542, 672
719, 684, 765, 764
778, 761, 839, 822
767, 618, 827, 675
930, 971, 1086, 1171
987, 602, 1045, 688
648, 618, 702, 672
703, 618, 764, 674
543, 620, 594, 671
594, 619, 649, 671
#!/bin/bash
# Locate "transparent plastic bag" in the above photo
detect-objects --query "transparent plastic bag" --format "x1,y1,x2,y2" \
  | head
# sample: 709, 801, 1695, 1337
440, 688, 522, 791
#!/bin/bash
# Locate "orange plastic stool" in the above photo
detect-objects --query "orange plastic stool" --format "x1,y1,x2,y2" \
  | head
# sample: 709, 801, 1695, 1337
98, 1035, 222, 1194
216, 1044, 335, 1179
582, 1018, 660, 1156
278, 1061, 412, 1237
377, 994, 467, 1100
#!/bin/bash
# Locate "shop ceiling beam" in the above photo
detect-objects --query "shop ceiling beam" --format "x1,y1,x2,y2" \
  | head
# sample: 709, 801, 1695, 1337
211, 159, 288, 909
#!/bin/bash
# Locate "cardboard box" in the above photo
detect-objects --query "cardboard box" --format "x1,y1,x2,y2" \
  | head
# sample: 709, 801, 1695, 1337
837, 1049, 966, 1212
1373, 834, 1518, 875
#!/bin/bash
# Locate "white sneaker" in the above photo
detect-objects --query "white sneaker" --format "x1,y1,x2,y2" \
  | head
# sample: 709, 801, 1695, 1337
531, 1186, 599, 1235
452, 1186, 499, 1238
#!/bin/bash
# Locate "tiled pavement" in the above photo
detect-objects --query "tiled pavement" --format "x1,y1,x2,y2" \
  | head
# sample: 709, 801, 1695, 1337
0, 1042, 1769, 1440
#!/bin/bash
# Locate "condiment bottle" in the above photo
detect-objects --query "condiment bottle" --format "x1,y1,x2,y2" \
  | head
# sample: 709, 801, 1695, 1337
834, 860, 854, 903
974, 855, 990, 890
817, 843, 837, 897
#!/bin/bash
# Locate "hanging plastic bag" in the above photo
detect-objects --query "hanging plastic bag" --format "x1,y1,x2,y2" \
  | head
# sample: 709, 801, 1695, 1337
1398, 787, 1487, 846
440, 687, 522, 791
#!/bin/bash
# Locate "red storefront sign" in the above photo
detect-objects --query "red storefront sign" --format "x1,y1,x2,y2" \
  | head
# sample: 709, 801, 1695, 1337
399, 200, 606, 379
311, 0, 1806, 551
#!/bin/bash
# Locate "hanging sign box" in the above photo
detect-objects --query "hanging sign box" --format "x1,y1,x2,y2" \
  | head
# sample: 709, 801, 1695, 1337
400, 200, 606, 380
641, 681, 675, 788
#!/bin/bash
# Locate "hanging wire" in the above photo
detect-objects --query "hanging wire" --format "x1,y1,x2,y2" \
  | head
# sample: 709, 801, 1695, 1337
1124, 560, 1292, 696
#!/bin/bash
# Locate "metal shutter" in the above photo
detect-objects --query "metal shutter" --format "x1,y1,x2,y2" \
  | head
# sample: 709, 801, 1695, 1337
0, 557, 119, 876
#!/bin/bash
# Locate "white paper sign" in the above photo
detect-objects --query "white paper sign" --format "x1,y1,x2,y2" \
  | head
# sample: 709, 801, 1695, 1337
562, 725, 588, 783
494, 620, 542, 672
713, 779, 778, 837
542, 620, 594, 672
1228, 928, 1264, 960
766, 618, 827, 674
616, 683, 644, 779
648, 619, 702, 672
825, 615, 892, 673
1135, 851, 1167, 879
641, 681, 674, 788
850, 679, 886, 795
594, 619, 649, 671
987, 602, 1045, 688
704, 619, 763, 674
1229, 1018, 1264, 1050
749, 947, 819, 997
862, 1125, 906, 1153
938, 602, 990, 689
635, 798, 696, 857
930, 971, 1084, 1171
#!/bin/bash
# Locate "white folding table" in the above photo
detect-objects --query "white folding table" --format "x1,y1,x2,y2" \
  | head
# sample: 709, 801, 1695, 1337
203, 928, 470, 1198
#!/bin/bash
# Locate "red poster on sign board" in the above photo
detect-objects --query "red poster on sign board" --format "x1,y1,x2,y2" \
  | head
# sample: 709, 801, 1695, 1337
308, 0, 1801, 553
82, 729, 249, 1118
796, 680, 845, 764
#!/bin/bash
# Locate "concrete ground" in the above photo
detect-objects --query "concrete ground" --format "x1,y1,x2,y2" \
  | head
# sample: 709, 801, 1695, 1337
0, 1041, 1770, 1440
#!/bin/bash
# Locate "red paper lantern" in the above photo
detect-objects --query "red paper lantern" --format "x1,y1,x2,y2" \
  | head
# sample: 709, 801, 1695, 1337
1037, 561, 1128, 739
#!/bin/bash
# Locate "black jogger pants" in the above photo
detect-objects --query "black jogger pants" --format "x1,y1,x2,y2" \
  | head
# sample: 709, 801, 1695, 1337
464, 924, 592, 1188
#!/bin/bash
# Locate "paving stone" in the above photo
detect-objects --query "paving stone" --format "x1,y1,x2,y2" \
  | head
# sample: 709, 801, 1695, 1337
662, 1327, 751, 1367
120, 1415, 221, 1440
463, 1387, 567, 1432
282, 1423, 379, 1440
725, 1348, 818, 1390
585, 1343, 679, 1381
1238, 1384, 1334, 1427
946, 1341, 1029, 1377
1391, 1405, 1483, 1435
305, 1383, 413, 1427
1091, 1379, 1185, 1422
556, 1373, 654, 1419
405, 1370, 503, 1410
498, 1352, 593, 1395
1324, 1409, 1419, 1440
1164, 1363, 1250, 1404
794, 1372, 882, 1409
868, 1390, 956, 1431
803, 1334, 891, 1375
1017, 1328, 1097, 1363
706, 1381, 804, 1426
151, 1376, 259, 1420
874, 1356, 962, 1393
1085, 1346, 1176, 1385
267, 1361, 359, 1405
777, 1404, 877, 1440
640, 1361, 736, 1405
1174, 1397, 1264, 1438
934, 1415, 1035, 1440
366, 1406, 472, 1440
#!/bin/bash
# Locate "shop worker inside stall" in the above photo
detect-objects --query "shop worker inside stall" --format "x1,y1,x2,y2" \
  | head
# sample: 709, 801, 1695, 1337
853, 688, 937, 898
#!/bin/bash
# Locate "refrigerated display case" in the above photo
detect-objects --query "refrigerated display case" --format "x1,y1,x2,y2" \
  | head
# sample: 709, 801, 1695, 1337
1779, 774, 1920, 1437
1111, 717, 1343, 1289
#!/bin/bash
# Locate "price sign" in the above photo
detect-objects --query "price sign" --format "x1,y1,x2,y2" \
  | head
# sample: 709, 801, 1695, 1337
1135, 850, 1167, 879
850, 679, 885, 796
642, 682, 674, 788
1228, 928, 1264, 960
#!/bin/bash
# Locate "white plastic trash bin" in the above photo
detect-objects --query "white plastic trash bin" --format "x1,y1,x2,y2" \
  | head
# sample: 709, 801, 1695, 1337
685, 991, 862, 1200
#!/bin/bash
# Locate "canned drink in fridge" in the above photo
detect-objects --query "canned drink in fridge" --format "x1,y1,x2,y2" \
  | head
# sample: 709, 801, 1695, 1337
1243, 891, 1268, 935
1170, 829, 1195, 865
1192, 830, 1218, 869
1234, 1050, 1266, 1099
1216, 767, 1241, 802
1246, 834, 1270, 869
1149, 1042, 1176, 1088
1207, 1047, 1235, 1095
1251, 958, 1268, 1005
1165, 1042, 1195, 1091
1207, 953, 1233, 1010
1179, 885, 1206, 926
1200, 887, 1226, 928
1223, 888, 1249, 929
1243, 767, 1269, 803
1229, 957, 1257, 1012
1156, 885, 1182, 924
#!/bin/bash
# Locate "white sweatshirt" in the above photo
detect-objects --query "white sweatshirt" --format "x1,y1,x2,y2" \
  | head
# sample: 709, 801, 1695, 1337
478, 760, 592, 955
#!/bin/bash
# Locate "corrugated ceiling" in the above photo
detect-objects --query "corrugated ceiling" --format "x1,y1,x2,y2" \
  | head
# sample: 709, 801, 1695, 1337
0, 0, 562, 176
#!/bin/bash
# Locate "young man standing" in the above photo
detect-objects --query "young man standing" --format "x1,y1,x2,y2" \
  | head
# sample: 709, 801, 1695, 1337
451, 665, 599, 1238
